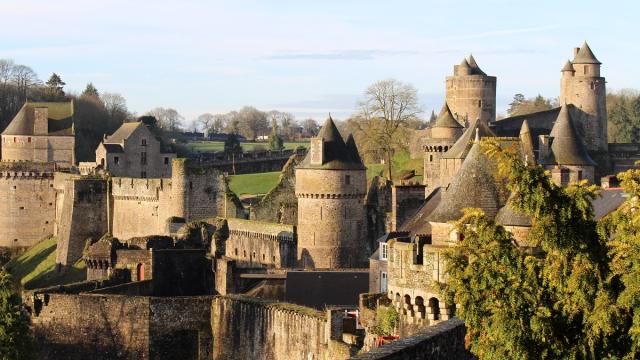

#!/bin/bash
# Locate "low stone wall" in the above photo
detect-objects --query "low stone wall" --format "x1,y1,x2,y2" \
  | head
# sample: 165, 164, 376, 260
211, 295, 353, 360
350, 318, 472, 360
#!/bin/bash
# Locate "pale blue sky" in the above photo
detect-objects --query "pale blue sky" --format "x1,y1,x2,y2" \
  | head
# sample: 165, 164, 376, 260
2, 0, 638, 125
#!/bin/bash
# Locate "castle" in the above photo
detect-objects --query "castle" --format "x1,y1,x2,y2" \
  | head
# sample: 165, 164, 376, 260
3, 42, 638, 359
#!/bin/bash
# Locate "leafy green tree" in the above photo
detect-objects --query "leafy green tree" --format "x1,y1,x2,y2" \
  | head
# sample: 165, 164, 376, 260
224, 120, 243, 157
442, 139, 632, 359
268, 118, 284, 151
608, 92, 640, 143
0, 270, 32, 359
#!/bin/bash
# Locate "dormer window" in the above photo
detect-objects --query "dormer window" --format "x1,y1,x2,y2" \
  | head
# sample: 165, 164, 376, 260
141, 139, 147, 146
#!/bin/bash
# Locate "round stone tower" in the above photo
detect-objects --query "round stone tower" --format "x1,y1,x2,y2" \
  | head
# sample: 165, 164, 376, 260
559, 42, 607, 153
423, 103, 463, 194
445, 54, 497, 124
171, 158, 189, 219
295, 117, 367, 269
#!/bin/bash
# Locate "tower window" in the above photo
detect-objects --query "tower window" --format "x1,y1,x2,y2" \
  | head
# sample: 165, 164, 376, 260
141, 152, 147, 165
345, 175, 351, 185
429, 154, 433, 162
141, 138, 147, 146
164, 157, 169, 165
477, 100, 482, 108
114, 156, 119, 165
577, 170, 583, 181
584, 66, 588, 75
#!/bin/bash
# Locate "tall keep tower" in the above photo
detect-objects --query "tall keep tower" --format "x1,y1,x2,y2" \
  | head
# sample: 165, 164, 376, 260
559, 42, 607, 153
445, 55, 497, 124
295, 117, 367, 269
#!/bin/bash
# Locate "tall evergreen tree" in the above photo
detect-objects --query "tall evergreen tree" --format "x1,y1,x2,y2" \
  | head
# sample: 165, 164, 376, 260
268, 118, 284, 151
82, 82, 99, 98
44, 73, 66, 100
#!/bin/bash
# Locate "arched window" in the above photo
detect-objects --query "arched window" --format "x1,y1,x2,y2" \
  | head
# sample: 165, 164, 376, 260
136, 263, 145, 281
428, 298, 440, 320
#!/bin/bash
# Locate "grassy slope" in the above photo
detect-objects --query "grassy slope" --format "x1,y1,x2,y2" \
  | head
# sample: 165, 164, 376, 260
229, 150, 424, 196
5, 236, 86, 290
229, 171, 281, 195
185, 140, 309, 153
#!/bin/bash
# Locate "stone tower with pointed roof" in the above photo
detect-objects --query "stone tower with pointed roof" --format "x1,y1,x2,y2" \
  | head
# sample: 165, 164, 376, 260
423, 103, 464, 194
539, 105, 596, 185
445, 54, 497, 124
559, 42, 607, 153
295, 117, 368, 268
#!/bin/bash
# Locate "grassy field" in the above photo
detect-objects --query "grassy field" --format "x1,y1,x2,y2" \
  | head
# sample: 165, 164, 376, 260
229, 171, 281, 195
185, 140, 308, 153
228, 150, 424, 196
5, 236, 86, 290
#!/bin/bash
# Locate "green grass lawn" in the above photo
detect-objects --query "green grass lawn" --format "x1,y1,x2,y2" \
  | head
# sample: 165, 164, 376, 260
229, 171, 281, 196
5, 236, 86, 290
229, 150, 424, 197
185, 140, 308, 153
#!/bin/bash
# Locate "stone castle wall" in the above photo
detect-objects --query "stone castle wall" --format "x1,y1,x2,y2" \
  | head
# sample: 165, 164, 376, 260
0, 162, 56, 247
250, 153, 303, 224
225, 218, 296, 268
445, 75, 496, 124
29, 288, 214, 360
1, 135, 74, 167
55, 178, 108, 265
296, 168, 368, 268
211, 295, 352, 360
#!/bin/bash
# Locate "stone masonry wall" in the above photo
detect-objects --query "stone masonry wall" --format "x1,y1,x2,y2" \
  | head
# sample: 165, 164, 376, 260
56, 178, 108, 265
211, 295, 350, 360
250, 153, 302, 225
0, 162, 56, 247
225, 218, 296, 268
350, 318, 472, 360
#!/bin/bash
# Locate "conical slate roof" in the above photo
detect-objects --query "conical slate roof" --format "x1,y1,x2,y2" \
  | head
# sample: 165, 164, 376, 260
467, 54, 487, 75
299, 116, 366, 170
541, 105, 596, 166
495, 193, 532, 227
345, 133, 364, 165
441, 118, 495, 159
432, 103, 463, 128
459, 58, 471, 70
561, 60, 575, 72
519, 120, 535, 166
573, 42, 601, 64
428, 139, 506, 223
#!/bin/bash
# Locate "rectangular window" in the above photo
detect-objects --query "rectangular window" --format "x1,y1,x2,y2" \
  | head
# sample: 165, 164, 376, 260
164, 157, 169, 165
114, 156, 119, 165
345, 175, 351, 185
577, 170, 583, 181
28, 137, 31, 143
141, 152, 147, 165
141, 138, 147, 146
380, 243, 388, 260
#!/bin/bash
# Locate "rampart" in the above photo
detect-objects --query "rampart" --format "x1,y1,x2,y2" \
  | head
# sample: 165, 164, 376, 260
193, 148, 306, 175
225, 218, 296, 268
349, 318, 471, 360
211, 295, 353, 360
28, 282, 214, 360
250, 153, 303, 224
0, 161, 56, 247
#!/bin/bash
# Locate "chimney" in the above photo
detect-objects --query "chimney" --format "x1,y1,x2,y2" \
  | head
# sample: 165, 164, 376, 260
33, 107, 48, 135
573, 47, 580, 57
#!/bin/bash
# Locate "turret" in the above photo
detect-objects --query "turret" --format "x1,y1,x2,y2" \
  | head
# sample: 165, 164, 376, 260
295, 117, 367, 268
445, 55, 497, 124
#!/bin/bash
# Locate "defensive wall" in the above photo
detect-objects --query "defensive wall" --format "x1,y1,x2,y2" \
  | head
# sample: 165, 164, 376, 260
111, 159, 243, 240
28, 282, 214, 360
350, 318, 471, 360
0, 162, 56, 247
224, 217, 296, 268
193, 148, 307, 174
211, 295, 355, 360
250, 153, 303, 224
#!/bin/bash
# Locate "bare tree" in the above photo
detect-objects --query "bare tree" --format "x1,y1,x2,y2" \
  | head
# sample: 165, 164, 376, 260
212, 114, 227, 134
302, 118, 319, 137
236, 106, 268, 141
197, 113, 215, 132
102, 92, 129, 127
147, 107, 183, 132
357, 78, 422, 181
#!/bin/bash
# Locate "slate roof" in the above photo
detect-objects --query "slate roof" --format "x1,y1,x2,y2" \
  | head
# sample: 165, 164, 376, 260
104, 122, 143, 144
102, 143, 124, 153
400, 187, 442, 236
573, 42, 601, 64
519, 120, 536, 165
495, 193, 533, 227
432, 103, 463, 129
467, 54, 487, 75
540, 105, 596, 166
2, 101, 74, 136
592, 188, 627, 220
298, 117, 366, 170
428, 140, 508, 223
561, 60, 575, 72
441, 118, 495, 159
